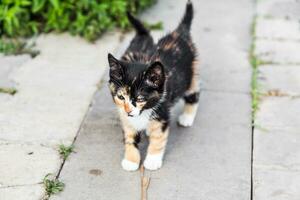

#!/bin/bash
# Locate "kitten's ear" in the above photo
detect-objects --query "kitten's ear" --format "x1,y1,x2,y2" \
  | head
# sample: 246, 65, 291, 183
145, 61, 165, 88
108, 53, 123, 80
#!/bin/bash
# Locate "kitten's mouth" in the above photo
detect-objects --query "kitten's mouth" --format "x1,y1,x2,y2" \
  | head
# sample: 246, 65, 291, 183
127, 113, 134, 117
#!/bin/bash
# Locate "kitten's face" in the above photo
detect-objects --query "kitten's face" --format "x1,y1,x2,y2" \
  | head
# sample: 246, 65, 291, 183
108, 53, 165, 117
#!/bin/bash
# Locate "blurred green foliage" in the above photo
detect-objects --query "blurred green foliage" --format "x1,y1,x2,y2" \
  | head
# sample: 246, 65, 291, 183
0, 38, 39, 56
0, 0, 156, 41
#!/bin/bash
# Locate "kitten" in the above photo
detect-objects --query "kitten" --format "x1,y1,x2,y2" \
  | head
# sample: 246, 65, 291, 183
108, 0, 199, 171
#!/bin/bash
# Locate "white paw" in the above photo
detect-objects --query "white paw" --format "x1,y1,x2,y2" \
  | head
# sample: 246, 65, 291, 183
144, 153, 163, 171
121, 159, 139, 171
177, 114, 195, 127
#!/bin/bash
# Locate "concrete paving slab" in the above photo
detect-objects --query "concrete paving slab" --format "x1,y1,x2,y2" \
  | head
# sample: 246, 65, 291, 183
258, 65, 300, 95
255, 97, 300, 130
0, 184, 44, 200
0, 33, 121, 146
253, 97, 300, 199
0, 55, 31, 88
256, 18, 300, 40
257, 0, 300, 20
254, 97, 300, 169
254, 99, 300, 171
254, 127, 300, 172
255, 40, 300, 64
253, 169, 300, 200
0, 143, 60, 186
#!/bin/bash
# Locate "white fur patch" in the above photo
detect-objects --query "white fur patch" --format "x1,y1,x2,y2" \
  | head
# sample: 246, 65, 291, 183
130, 106, 140, 116
126, 109, 152, 131
178, 113, 195, 127
177, 104, 198, 127
143, 153, 164, 171
121, 159, 139, 171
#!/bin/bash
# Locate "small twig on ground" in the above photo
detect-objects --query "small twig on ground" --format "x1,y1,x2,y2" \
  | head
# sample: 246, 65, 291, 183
140, 166, 150, 200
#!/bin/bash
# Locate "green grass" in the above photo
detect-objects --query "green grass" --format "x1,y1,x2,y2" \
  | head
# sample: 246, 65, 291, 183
43, 174, 65, 197
58, 144, 74, 160
0, 87, 17, 95
0, 38, 39, 57
249, 16, 261, 119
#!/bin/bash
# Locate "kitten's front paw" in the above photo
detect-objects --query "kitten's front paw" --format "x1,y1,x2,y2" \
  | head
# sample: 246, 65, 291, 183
121, 159, 139, 171
144, 154, 163, 171
177, 114, 194, 127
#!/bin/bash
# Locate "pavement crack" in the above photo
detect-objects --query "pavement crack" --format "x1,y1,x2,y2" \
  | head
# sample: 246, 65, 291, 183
253, 163, 300, 172
201, 88, 250, 95
0, 183, 42, 189
250, 6, 258, 200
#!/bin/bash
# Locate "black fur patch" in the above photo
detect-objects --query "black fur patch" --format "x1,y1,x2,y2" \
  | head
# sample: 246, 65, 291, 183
184, 92, 200, 104
161, 121, 169, 132
122, 131, 141, 148
134, 133, 141, 148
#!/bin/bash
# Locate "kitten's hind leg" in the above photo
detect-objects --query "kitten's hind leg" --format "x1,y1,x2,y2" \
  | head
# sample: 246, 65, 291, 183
178, 63, 200, 127
178, 92, 200, 127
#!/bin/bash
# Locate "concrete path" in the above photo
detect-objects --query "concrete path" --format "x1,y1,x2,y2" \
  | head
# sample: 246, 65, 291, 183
52, 0, 254, 199
2, 0, 299, 199
0, 33, 122, 199
253, 0, 300, 199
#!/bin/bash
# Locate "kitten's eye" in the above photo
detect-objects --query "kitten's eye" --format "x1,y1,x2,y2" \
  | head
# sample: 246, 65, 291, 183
117, 95, 125, 100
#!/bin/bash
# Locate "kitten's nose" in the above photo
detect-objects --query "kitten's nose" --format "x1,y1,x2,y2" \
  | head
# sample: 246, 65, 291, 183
124, 104, 132, 114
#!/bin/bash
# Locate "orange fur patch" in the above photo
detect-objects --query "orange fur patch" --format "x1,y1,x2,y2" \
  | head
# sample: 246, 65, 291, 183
163, 41, 176, 51
124, 103, 131, 113
120, 116, 141, 163
147, 120, 169, 155
183, 103, 197, 115
125, 144, 140, 163
171, 31, 179, 39
187, 59, 200, 94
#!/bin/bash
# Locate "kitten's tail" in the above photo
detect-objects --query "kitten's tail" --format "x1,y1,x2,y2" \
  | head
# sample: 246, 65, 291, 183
177, 0, 193, 33
127, 12, 149, 35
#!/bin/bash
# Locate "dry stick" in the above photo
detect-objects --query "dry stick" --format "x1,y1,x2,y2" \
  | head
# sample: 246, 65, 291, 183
140, 166, 151, 200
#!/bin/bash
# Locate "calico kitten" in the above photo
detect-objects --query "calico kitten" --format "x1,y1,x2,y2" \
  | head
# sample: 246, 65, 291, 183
108, 0, 199, 171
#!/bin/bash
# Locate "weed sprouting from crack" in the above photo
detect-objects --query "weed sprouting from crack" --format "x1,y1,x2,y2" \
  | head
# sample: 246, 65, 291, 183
41, 145, 73, 199
43, 173, 65, 198
249, 15, 262, 119
58, 144, 74, 160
